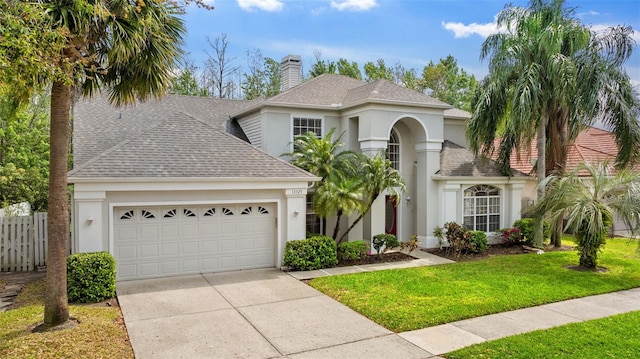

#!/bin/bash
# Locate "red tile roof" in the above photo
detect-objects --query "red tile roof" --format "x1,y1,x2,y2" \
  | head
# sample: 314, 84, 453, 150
492, 127, 624, 176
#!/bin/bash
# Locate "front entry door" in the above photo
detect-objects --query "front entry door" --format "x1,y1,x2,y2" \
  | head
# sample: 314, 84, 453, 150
385, 195, 397, 236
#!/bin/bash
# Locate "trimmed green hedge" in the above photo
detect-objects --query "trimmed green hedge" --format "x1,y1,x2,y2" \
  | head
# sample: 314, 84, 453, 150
337, 240, 368, 262
67, 252, 116, 303
283, 235, 338, 271
514, 218, 550, 244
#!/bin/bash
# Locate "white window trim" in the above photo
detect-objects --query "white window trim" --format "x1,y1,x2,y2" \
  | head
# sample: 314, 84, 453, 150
387, 128, 401, 172
462, 184, 502, 232
290, 114, 324, 150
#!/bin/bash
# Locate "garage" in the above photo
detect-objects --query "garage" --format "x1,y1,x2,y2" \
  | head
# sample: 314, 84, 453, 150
69, 102, 317, 281
113, 203, 276, 280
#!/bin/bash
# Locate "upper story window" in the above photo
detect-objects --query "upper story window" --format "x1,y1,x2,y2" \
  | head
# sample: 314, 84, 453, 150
463, 185, 501, 232
387, 129, 400, 170
293, 117, 322, 138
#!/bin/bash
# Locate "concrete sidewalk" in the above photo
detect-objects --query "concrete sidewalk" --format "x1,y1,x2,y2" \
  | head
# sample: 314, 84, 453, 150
287, 249, 454, 280
399, 288, 640, 355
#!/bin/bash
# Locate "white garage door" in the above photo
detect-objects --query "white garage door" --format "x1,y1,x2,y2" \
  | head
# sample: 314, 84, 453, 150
114, 203, 276, 280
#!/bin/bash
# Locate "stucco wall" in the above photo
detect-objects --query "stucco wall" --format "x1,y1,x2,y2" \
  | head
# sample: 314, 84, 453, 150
72, 182, 310, 269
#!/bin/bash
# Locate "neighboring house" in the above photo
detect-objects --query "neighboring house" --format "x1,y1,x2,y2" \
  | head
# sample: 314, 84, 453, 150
70, 55, 527, 280
494, 126, 637, 233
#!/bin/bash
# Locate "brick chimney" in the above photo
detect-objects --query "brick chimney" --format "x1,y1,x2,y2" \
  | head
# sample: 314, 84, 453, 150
280, 55, 302, 91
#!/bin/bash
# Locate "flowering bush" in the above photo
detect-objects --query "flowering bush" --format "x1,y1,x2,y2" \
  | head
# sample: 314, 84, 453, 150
499, 227, 524, 244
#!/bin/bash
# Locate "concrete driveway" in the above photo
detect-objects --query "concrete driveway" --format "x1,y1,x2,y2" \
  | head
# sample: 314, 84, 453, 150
117, 269, 433, 359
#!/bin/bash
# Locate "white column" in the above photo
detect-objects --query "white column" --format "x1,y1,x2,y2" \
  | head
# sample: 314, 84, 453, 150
415, 140, 443, 248
74, 191, 106, 253
285, 189, 307, 241
506, 182, 525, 227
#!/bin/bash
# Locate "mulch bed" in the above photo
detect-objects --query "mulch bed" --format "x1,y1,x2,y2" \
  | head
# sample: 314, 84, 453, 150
337, 251, 416, 267
425, 243, 574, 262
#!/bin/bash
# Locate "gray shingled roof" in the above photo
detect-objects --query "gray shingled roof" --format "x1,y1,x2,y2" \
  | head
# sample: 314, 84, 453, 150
443, 108, 471, 119
73, 95, 258, 166
437, 141, 527, 177
233, 74, 451, 116
343, 80, 450, 107
263, 74, 364, 107
69, 113, 315, 179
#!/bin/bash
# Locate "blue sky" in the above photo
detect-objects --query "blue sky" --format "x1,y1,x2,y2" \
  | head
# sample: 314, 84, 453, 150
182, 0, 640, 87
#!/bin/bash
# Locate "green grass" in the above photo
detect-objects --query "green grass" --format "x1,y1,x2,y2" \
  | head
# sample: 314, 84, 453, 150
445, 310, 640, 358
0, 279, 133, 359
310, 238, 640, 332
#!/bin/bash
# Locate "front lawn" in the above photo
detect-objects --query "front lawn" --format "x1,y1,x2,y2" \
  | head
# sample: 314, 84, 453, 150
445, 310, 640, 358
310, 238, 640, 332
0, 279, 133, 359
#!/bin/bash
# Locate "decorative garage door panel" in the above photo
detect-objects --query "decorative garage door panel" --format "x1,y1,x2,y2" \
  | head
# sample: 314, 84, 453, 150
114, 204, 276, 280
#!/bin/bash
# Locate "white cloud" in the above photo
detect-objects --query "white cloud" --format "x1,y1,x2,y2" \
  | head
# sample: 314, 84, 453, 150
237, 0, 283, 12
330, 0, 378, 12
441, 20, 504, 39
577, 10, 601, 17
263, 39, 389, 65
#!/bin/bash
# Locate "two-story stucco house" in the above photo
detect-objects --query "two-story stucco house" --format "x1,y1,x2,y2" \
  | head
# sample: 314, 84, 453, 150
70, 55, 527, 280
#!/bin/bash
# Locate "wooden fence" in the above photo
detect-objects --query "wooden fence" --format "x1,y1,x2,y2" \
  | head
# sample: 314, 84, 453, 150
0, 213, 71, 272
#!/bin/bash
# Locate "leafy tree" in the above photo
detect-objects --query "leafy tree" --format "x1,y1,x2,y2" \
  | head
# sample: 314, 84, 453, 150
337, 154, 406, 244
336, 58, 362, 80
0, 90, 50, 212
466, 0, 640, 248
363, 59, 394, 82
421, 55, 478, 111
0, 0, 194, 327
169, 55, 208, 96
533, 162, 640, 268
242, 49, 281, 100
393, 63, 422, 92
308, 50, 337, 78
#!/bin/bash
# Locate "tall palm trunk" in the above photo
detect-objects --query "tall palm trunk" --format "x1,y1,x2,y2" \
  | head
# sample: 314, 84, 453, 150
547, 110, 569, 247
44, 81, 71, 325
532, 115, 547, 248
332, 210, 343, 240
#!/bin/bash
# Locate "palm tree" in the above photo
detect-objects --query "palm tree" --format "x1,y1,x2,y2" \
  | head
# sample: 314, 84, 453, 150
284, 129, 358, 235
1, 1, 188, 327
467, 0, 640, 248
337, 154, 406, 244
314, 173, 364, 240
533, 162, 640, 268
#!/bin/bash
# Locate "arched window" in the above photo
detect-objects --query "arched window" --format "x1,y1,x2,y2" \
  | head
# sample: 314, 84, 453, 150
387, 129, 400, 171
463, 185, 500, 232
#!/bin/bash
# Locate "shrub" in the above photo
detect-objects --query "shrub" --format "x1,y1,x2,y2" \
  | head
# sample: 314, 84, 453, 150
372, 233, 398, 254
513, 218, 550, 244
67, 252, 116, 303
499, 227, 525, 244
337, 240, 368, 262
283, 235, 338, 271
469, 231, 488, 252
400, 234, 420, 253
442, 222, 487, 256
